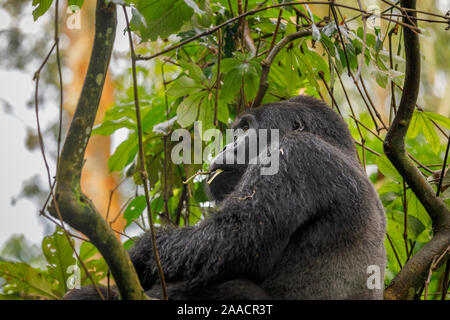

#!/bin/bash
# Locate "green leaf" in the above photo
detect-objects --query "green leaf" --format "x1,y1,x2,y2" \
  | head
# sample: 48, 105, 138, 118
388, 211, 426, 241
373, 69, 388, 88
79, 242, 98, 261
421, 113, 441, 154
216, 100, 229, 124
92, 120, 135, 136
77, 242, 108, 285
219, 55, 260, 103
68, 0, 84, 8
32, 0, 53, 21
167, 76, 204, 98
303, 45, 330, 82
123, 196, 147, 227
386, 219, 407, 269
103, 103, 136, 122
283, 50, 300, 95
108, 134, 138, 172
179, 61, 207, 83
198, 93, 214, 133
407, 110, 422, 139
407, 190, 432, 230
296, 52, 320, 93
137, 0, 194, 41
142, 103, 168, 132
218, 58, 241, 73
220, 68, 243, 102
42, 227, 76, 294
409, 111, 441, 153
320, 34, 336, 57
123, 238, 137, 250
176, 92, 203, 127
423, 111, 450, 129
376, 156, 402, 182
0, 261, 59, 299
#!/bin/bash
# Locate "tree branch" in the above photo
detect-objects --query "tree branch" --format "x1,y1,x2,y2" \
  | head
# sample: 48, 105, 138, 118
49, 0, 147, 300
251, 29, 313, 107
383, 0, 450, 300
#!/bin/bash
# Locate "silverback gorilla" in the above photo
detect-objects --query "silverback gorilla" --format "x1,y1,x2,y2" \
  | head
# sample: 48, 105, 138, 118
64, 96, 386, 300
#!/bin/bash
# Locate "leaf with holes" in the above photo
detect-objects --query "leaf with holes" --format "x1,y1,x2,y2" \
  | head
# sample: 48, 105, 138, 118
0, 261, 59, 299
123, 196, 147, 228
41, 227, 76, 295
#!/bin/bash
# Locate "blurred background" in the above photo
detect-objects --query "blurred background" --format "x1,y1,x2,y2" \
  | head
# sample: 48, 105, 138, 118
0, 0, 449, 271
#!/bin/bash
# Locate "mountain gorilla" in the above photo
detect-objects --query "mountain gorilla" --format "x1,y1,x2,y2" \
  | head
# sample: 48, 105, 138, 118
64, 95, 386, 300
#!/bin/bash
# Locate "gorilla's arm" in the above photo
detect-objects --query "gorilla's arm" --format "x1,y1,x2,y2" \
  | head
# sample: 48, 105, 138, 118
129, 132, 361, 289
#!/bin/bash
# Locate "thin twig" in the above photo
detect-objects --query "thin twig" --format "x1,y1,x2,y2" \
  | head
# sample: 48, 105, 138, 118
355, 0, 367, 80
122, 6, 168, 300
214, 28, 222, 126
436, 135, 450, 197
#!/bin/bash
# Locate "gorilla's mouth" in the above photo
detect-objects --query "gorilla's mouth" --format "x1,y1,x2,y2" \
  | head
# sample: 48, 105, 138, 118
207, 168, 225, 184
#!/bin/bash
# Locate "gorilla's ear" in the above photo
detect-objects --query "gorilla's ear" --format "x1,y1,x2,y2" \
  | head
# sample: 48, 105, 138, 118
292, 119, 305, 131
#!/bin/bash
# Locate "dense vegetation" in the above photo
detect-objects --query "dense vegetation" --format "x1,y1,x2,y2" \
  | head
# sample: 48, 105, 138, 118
0, 0, 449, 300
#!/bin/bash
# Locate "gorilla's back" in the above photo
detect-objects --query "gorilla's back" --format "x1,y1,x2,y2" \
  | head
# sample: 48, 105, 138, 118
261, 158, 386, 300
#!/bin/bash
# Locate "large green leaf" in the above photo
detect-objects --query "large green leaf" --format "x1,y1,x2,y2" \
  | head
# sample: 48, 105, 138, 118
423, 111, 450, 129
216, 100, 229, 124
176, 92, 203, 127
386, 220, 407, 273
136, 0, 194, 41
408, 111, 441, 153
167, 76, 204, 98
179, 61, 207, 83
388, 210, 426, 241
42, 227, 76, 294
376, 155, 402, 182
123, 196, 147, 227
92, 120, 135, 136
0, 261, 59, 299
220, 56, 260, 103
108, 134, 138, 172
220, 68, 243, 102
198, 93, 215, 133
407, 190, 432, 232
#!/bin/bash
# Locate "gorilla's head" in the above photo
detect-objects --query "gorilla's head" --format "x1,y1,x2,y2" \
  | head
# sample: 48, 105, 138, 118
206, 95, 357, 202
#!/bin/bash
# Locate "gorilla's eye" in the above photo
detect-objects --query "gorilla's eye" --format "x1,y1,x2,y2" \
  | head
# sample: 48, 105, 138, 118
293, 120, 304, 131
241, 122, 250, 131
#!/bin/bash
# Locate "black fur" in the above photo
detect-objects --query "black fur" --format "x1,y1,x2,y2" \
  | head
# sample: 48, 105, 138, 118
66, 96, 386, 300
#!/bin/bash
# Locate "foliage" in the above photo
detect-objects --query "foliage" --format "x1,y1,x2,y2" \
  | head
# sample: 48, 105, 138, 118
0, 228, 107, 299
9, 0, 450, 299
